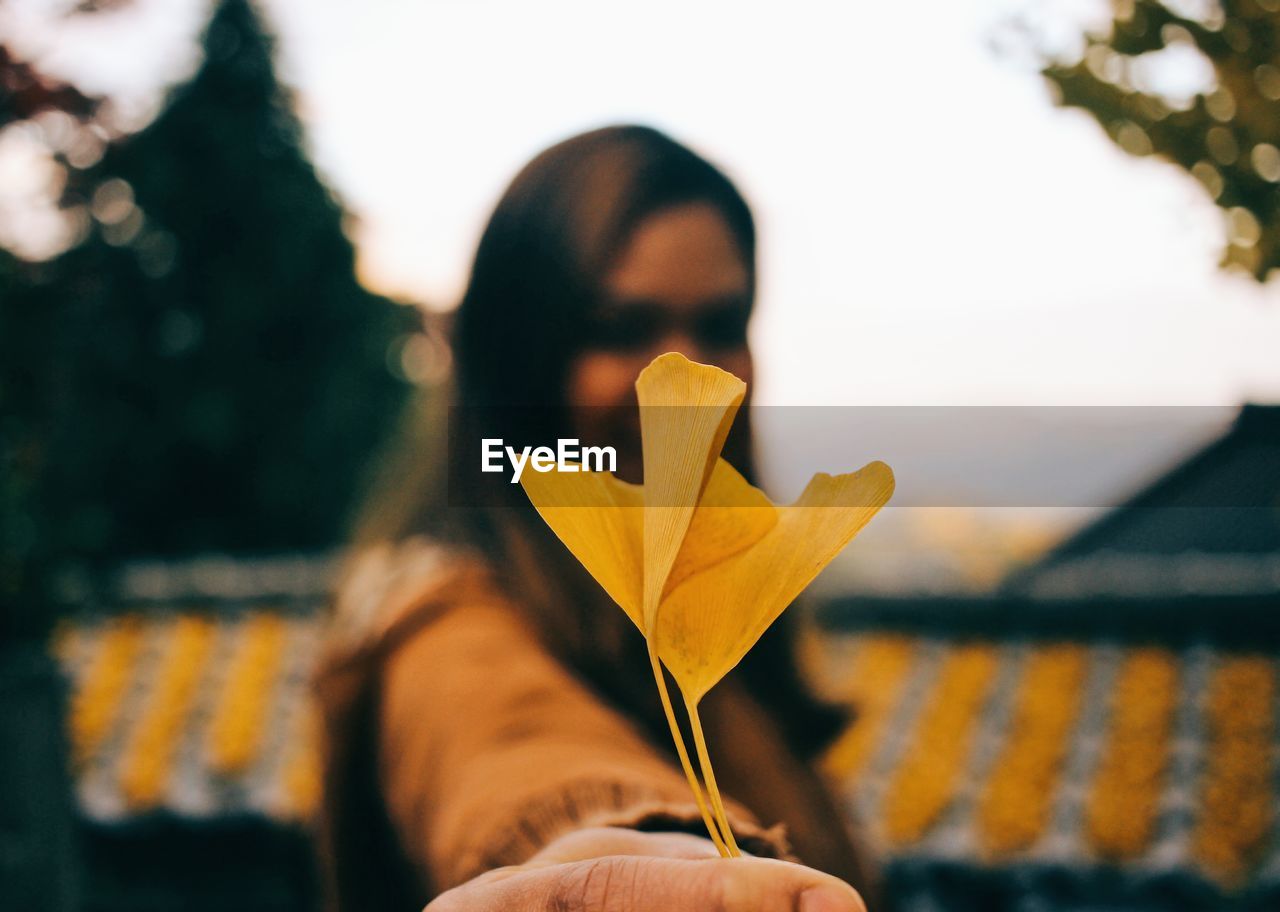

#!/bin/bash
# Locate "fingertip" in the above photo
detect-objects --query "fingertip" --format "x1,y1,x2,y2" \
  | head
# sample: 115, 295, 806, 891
798, 884, 866, 912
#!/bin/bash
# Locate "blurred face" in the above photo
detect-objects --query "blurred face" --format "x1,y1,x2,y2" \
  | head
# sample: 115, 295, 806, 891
566, 201, 754, 480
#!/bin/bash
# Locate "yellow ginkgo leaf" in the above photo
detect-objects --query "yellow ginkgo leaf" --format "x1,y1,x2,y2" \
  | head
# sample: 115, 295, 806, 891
655, 461, 896, 703
664, 458, 777, 597
519, 351, 895, 859
635, 353, 745, 631
520, 458, 778, 632
519, 466, 644, 630
522, 456, 777, 859
652, 459, 894, 858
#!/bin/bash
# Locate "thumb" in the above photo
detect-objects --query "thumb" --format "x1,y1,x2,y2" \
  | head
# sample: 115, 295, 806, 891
436, 853, 866, 912
617, 856, 866, 912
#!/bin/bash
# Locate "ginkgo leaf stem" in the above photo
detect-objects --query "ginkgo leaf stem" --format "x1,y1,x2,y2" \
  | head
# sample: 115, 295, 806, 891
647, 639, 730, 856
685, 695, 741, 857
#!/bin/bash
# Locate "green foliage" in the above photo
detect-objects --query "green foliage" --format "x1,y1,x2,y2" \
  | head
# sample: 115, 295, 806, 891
1043, 0, 1280, 280
0, 250, 46, 622
0, 0, 414, 625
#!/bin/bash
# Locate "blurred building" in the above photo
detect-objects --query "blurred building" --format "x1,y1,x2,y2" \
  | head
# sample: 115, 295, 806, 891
55, 556, 332, 912
822, 404, 1280, 911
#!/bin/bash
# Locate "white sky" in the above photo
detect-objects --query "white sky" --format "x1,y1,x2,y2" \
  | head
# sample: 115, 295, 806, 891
4, 0, 1280, 408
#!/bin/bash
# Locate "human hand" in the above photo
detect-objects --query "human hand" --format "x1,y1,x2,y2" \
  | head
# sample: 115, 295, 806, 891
425, 826, 866, 912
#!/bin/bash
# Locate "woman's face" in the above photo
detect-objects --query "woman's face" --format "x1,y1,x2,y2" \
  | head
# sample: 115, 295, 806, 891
565, 201, 754, 480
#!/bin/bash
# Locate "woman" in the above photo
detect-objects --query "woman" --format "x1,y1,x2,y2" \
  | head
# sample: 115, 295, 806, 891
314, 125, 874, 912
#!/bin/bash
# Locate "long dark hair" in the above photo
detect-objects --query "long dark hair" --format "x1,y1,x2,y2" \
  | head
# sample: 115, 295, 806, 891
354, 124, 844, 757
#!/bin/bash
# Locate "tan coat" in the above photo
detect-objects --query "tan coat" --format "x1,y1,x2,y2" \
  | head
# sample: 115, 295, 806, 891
313, 538, 873, 911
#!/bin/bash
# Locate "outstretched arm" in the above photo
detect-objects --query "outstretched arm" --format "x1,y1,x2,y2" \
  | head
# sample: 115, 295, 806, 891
377, 595, 783, 889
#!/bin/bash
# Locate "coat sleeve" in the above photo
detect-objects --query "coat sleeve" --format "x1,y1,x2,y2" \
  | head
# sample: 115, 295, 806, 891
374, 568, 792, 892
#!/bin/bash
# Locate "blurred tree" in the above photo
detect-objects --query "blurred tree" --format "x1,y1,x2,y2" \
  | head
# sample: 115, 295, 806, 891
1, 0, 416, 628
1, 42, 102, 632
1042, 0, 1280, 280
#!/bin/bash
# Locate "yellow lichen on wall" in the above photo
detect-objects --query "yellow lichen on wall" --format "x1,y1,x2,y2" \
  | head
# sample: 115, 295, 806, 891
1194, 654, 1274, 885
277, 705, 322, 821
206, 613, 289, 774
977, 643, 1089, 857
67, 614, 146, 765
882, 643, 1000, 846
823, 635, 918, 781
1086, 647, 1179, 860
119, 615, 217, 808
